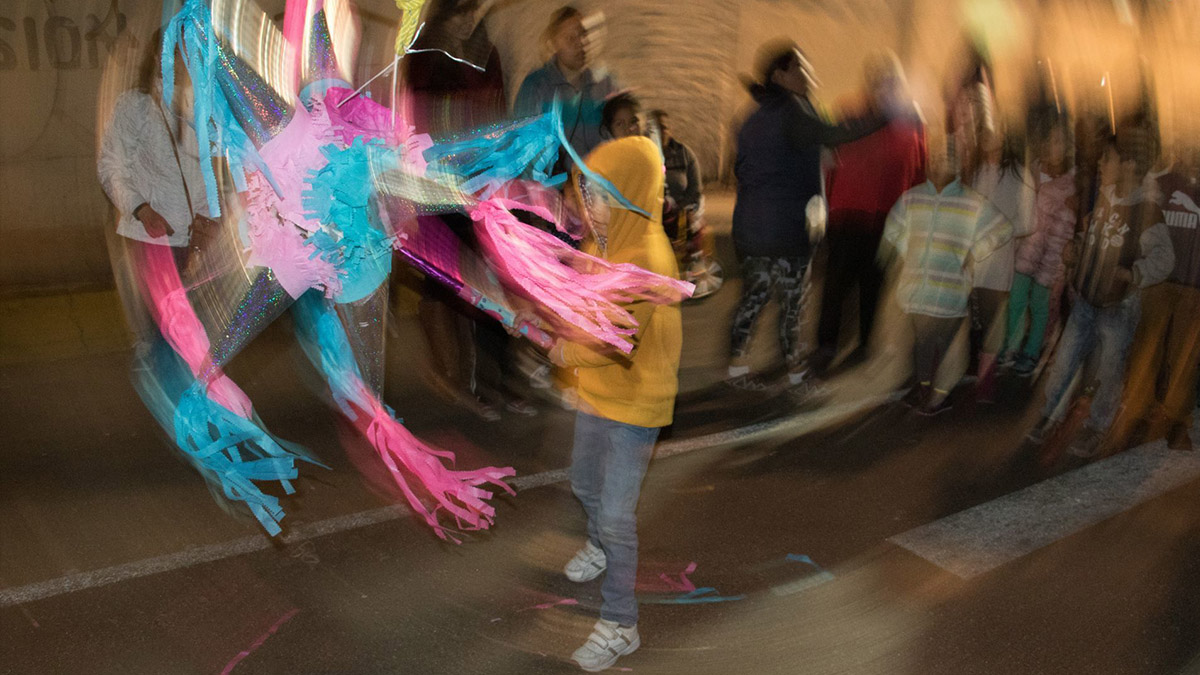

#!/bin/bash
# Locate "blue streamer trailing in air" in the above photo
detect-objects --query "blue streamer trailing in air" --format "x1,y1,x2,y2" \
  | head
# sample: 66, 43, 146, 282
174, 384, 298, 536
549, 98, 650, 219
133, 337, 323, 536
423, 114, 565, 197
290, 291, 377, 419
162, 0, 280, 215
421, 98, 649, 218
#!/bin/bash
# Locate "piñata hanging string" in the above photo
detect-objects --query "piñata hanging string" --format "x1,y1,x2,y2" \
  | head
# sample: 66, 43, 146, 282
337, 0, 489, 110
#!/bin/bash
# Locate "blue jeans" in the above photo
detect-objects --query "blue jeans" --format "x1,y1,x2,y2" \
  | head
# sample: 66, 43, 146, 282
1041, 294, 1140, 430
570, 411, 660, 626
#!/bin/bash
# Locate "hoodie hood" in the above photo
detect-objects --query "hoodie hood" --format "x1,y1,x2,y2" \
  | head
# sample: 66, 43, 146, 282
580, 137, 677, 277
565, 136, 685, 429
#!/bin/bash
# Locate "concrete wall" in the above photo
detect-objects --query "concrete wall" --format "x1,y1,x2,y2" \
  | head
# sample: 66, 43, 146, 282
0, 0, 150, 294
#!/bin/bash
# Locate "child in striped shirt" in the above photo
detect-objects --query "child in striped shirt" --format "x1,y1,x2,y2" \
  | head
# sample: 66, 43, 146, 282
880, 145, 1012, 415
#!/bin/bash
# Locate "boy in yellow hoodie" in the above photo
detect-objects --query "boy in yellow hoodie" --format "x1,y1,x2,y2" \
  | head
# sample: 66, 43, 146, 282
549, 136, 683, 672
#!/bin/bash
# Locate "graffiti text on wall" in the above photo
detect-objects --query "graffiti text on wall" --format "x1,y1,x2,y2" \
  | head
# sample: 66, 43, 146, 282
0, 4, 128, 71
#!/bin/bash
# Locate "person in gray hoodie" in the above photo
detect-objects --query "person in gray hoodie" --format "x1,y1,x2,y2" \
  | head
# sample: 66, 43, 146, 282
1028, 128, 1175, 458
1109, 150, 1200, 451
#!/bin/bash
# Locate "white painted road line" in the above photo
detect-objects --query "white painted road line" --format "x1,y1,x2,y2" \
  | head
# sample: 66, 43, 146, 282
0, 391, 893, 609
889, 442, 1200, 579
0, 505, 407, 609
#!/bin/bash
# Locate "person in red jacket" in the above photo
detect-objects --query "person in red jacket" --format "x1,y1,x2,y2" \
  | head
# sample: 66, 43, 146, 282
815, 52, 927, 372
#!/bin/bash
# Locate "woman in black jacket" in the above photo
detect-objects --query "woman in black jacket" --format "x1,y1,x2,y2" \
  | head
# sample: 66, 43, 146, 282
727, 40, 883, 393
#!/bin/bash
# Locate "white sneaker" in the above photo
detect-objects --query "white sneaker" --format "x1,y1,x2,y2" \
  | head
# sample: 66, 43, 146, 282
565, 541, 607, 582
529, 363, 552, 390
571, 619, 640, 672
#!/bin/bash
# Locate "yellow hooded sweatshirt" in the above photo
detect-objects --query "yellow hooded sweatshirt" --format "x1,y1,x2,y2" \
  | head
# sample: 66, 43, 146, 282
560, 136, 684, 429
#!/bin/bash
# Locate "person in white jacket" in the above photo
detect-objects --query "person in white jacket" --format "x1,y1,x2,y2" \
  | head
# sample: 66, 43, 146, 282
98, 31, 227, 380
969, 129, 1036, 401
98, 30, 211, 253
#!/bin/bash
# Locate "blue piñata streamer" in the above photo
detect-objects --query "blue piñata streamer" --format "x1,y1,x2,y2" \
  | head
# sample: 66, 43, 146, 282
422, 114, 564, 198
290, 291, 376, 419
162, 0, 280, 214
173, 383, 298, 536
550, 98, 650, 218
420, 98, 649, 217
133, 335, 321, 536
302, 138, 395, 304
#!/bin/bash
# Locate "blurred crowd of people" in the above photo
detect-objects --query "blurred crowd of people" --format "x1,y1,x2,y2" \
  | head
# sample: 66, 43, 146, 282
405, 6, 1200, 667
726, 35, 1199, 463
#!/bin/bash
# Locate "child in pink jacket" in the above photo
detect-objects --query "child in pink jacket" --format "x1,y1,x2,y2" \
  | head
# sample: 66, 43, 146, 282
1003, 122, 1077, 375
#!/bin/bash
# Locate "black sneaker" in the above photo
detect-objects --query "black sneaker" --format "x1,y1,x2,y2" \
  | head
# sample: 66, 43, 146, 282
1012, 353, 1037, 376
918, 398, 953, 417
902, 384, 930, 409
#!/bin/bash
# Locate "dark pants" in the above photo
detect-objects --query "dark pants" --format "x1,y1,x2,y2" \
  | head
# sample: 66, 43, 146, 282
729, 254, 810, 367
970, 287, 1008, 365
816, 226, 884, 364
417, 213, 523, 401
1041, 294, 1140, 429
910, 314, 963, 388
1110, 283, 1200, 439
473, 317, 520, 397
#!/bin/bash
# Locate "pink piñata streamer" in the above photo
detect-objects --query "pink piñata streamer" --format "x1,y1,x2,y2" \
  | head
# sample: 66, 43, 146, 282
280, 0, 311, 96
525, 598, 579, 611
346, 379, 515, 541
220, 608, 300, 675
470, 198, 694, 352
324, 87, 433, 175
132, 242, 253, 418
659, 562, 698, 593
489, 179, 575, 236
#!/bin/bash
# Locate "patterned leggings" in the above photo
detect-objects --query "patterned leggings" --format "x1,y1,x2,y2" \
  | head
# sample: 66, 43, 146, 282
729, 255, 810, 365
